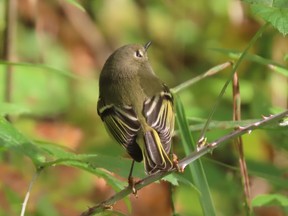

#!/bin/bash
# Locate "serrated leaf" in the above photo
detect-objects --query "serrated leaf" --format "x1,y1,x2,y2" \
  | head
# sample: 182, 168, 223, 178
243, 0, 288, 8
163, 173, 200, 194
252, 6, 288, 35
252, 194, 288, 207
162, 173, 179, 186
243, 0, 288, 35
243, 0, 270, 6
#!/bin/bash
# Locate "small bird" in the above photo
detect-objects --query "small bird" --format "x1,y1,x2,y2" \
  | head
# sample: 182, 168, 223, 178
97, 42, 175, 176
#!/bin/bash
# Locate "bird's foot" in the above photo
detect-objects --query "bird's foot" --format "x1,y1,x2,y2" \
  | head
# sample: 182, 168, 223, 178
172, 153, 184, 173
128, 176, 138, 196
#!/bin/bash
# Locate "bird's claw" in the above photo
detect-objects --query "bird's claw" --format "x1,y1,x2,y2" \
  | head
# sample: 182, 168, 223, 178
172, 153, 184, 173
128, 176, 138, 196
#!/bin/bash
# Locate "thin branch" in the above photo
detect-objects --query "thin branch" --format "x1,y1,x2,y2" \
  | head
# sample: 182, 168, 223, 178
80, 110, 288, 216
3, 0, 17, 109
20, 168, 43, 216
175, 118, 283, 134
179, 113, 288, 169
232, 73, 251, 212
197, 23, 269, 143
171, 61, 232, 94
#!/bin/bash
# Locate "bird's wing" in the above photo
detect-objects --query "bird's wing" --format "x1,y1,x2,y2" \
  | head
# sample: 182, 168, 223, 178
143, 85, 174, 154
97, 98, 143, 162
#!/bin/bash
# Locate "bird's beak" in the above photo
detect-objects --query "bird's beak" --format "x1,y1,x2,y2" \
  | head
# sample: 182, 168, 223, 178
144, 41, 152, 52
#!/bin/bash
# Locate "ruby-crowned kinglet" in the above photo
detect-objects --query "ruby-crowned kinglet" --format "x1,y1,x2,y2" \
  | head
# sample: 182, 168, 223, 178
97, 42, 175, 175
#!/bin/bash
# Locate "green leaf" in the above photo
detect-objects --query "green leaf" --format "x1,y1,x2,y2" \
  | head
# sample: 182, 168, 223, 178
211, 48, 288, 77
252, 194, 288, 207
243, 0, 288, 7
162, 173, 180, 186
243, 0, 288, 35
37, 142, 146, 191
0, 117, 134, 191
165, 173, 200, 193
0, 117, 46, 166
38, 142, 126, 189
175, 95, 216, 216
0, 103, 30, 116
184, 118, 286, 132
60, 158, 126, 191
0, 61, 80, 79
39, 141, 145, 177
65, 0, 86, 12
252, 6, 288, 35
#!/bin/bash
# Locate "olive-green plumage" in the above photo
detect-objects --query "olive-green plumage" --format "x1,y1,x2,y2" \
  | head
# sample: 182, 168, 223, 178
97, 42, 175, 174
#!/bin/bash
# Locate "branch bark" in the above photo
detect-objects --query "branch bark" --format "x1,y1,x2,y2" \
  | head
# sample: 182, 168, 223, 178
80, 110, 288, 216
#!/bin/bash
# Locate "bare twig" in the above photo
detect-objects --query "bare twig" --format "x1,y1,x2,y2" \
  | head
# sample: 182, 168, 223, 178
80, 110, 288, 216
20, 168, 43, 216
171, 61, 232, 94
184, 118, 282, 133
3, 0, 17, 106
232, 73, 251, 211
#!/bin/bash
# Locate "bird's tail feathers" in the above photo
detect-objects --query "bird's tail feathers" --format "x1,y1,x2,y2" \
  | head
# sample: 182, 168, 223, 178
142, 127, 173, 174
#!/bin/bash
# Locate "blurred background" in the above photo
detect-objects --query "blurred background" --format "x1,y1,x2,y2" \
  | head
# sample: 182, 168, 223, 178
0, 0, 288, 215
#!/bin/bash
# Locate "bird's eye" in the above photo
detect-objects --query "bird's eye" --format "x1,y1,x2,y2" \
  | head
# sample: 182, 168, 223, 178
135, 50, 144, 58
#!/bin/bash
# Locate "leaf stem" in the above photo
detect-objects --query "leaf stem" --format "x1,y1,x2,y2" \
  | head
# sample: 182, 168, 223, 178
171, 61, 232, 93
20, 168, 43, 216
